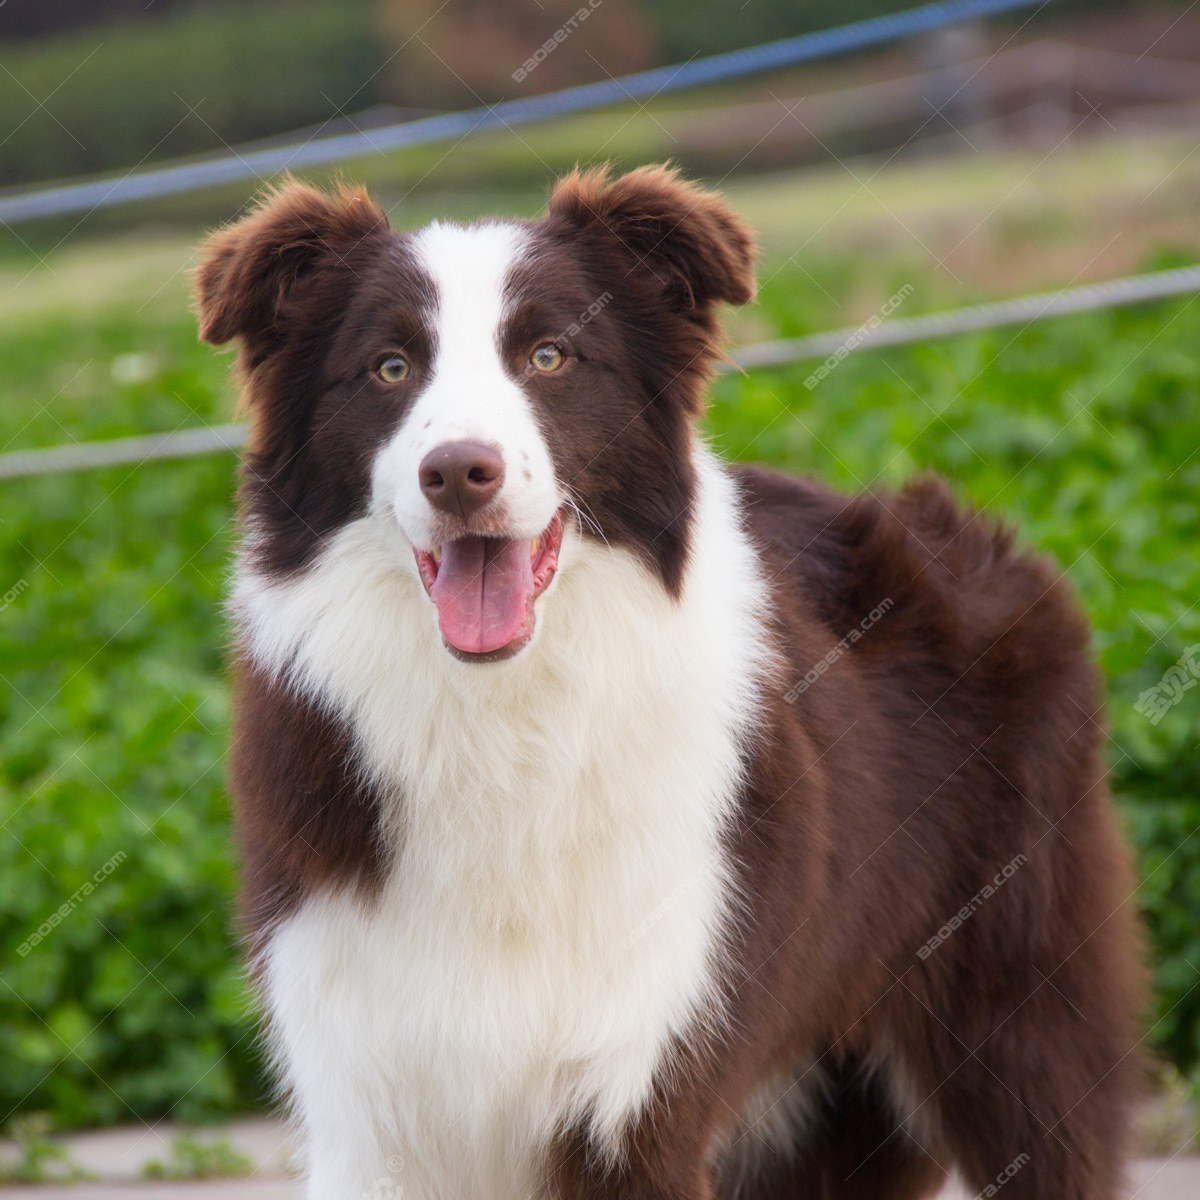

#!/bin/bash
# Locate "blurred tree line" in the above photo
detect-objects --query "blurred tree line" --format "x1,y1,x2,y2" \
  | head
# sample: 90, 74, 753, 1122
0, 0, 1190, 188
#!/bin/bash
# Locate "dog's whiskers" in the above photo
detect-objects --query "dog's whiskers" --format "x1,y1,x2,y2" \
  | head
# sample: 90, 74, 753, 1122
564, 492, 610, 548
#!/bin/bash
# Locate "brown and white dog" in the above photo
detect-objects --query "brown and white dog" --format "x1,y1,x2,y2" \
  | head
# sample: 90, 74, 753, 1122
196, 166, 1144, 1200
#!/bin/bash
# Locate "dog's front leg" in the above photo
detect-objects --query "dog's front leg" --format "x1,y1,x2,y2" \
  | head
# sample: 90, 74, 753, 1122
279, 1043, 404, 1200
298, 1096, 401, 1200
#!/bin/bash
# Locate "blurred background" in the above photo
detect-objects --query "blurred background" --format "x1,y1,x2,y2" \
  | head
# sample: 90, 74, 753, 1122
1, 0, 1198, 1179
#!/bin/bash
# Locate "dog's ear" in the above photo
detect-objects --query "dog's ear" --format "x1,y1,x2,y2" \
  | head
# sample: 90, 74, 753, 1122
547, 164, 757, 313
195, 180, 389, 356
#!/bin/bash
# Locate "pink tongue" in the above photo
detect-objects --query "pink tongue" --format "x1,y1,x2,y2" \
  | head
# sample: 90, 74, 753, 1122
430, 536, 534, 655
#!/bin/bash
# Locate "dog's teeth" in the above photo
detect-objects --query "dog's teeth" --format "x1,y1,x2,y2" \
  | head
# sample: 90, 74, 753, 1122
432, 546, 442, 563
530, 537, 541, 559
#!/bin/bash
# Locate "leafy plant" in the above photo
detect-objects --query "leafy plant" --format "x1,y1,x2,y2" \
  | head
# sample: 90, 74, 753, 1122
0, 1113, 93, 1183
1137, 1064, 1200, 1156
142, 1133, 254, 1180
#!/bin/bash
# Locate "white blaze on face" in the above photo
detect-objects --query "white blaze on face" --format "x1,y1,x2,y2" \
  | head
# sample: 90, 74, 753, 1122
372, 221, 561, 553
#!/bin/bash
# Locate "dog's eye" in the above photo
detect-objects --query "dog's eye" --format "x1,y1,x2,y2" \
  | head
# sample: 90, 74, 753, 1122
529, 343, 565, 374
376, 354, 410, 383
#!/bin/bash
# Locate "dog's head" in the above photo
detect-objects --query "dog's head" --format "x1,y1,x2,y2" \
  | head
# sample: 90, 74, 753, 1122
197, 166, 756, 663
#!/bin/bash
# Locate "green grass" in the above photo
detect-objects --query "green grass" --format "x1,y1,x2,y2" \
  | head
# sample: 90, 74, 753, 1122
0, 0, 377, 188
1, 171, 1199, 1127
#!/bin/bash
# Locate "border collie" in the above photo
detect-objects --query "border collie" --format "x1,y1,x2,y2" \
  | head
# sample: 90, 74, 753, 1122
197, 166, 1144, 1200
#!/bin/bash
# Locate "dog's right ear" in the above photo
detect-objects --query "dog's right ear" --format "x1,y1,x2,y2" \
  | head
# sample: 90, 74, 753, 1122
195, 181, 389, 359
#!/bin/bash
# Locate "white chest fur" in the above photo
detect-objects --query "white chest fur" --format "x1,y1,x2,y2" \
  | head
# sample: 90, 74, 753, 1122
234, 450, 773, 1200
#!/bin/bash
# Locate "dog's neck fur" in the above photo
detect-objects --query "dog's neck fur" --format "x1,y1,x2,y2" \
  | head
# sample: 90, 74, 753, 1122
234, 443, 775, 1192
233, 440, 774, 873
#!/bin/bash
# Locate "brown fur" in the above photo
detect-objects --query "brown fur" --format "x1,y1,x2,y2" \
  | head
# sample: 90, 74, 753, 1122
546, 471, 1144, 1198
196, 167, 1146, 1199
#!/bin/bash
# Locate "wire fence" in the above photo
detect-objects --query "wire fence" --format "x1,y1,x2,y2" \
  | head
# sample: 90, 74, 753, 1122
0, 0, 1045, 225
730, 263, 1200, 368
4, 0, 1197, 486
4, 262, 1198, 482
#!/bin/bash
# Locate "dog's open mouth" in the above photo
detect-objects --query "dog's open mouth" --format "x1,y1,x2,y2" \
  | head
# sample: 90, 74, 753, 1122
414, 513, 564, 662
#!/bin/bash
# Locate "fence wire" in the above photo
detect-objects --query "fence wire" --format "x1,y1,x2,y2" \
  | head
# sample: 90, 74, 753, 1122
3, 261, 1196, 482
0, 0, 1047, 225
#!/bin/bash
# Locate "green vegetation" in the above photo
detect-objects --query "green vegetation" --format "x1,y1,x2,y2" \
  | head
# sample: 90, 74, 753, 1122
0, 155, 1197, 1127
1138, 1065, 1200, 1156
142, 1133, 254, 1180
0, 304, 253, 1126
0, 1114, 92, 1183
0, 0, 377, 186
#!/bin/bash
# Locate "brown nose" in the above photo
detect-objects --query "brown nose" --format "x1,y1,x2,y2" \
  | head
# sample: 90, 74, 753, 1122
419, 440, 505, 518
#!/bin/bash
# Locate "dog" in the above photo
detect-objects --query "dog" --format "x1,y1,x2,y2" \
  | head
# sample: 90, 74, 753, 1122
196, 165, 1144, 1199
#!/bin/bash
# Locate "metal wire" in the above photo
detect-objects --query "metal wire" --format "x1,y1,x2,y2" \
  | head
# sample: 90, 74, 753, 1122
0, 0, 1048, 225
0, 424, 247, 481
728, 263, 1200, 369
2, 260, 1195, 482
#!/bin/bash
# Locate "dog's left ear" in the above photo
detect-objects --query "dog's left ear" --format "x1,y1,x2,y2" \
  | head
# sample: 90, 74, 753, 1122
547, 164, 757, 313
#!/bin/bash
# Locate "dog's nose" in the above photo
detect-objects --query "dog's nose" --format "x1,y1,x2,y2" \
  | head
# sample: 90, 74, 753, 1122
419, 440, 505, 517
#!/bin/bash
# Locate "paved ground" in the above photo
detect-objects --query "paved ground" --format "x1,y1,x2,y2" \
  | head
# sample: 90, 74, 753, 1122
2, 1120, 1196, 1197
2, 1187, 295, 1199
7, 1162, 1200, 1198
